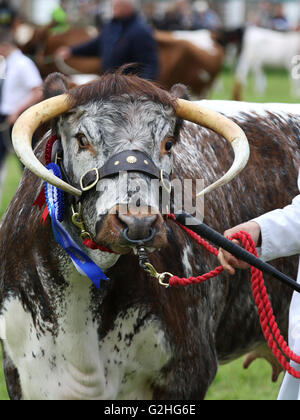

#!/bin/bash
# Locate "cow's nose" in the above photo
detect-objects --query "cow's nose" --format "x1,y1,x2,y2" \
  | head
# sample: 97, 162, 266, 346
118, 213, 157, 243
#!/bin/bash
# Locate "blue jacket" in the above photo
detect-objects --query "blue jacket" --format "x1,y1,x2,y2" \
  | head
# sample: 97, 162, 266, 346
71, 13, 159, 80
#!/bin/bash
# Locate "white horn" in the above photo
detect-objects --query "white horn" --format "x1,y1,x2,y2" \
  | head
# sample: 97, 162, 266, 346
175, 99, 250, 196
12, 94, 82, 197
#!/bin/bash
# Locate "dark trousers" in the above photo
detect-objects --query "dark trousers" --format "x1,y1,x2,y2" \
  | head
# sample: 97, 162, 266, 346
0, 115, 11, 168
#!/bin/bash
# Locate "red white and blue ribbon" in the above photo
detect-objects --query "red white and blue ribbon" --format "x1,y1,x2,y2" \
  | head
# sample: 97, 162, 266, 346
44, 163, 109, 290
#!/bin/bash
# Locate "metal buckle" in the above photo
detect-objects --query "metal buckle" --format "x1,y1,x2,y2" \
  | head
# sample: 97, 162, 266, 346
71, 203, 92, 241
144, 263, 172, 289
137, 247, 172, 288
80, 168, 99, 192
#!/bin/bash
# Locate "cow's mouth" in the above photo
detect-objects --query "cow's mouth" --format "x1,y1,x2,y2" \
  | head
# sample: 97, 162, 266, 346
95, 206, 168, 255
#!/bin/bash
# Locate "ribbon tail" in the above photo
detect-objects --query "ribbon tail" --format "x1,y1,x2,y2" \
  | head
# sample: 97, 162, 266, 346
41, 206, 49, 224
33, 188, 46, 210
50, 213, 109, 290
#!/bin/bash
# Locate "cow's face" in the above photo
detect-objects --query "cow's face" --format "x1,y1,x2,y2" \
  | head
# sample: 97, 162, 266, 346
43, 74, 187, 256
15, 73, 248, 265
57, 95, 179, 255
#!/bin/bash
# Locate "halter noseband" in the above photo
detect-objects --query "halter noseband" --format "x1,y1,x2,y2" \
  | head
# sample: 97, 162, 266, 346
79, 150, 171, 193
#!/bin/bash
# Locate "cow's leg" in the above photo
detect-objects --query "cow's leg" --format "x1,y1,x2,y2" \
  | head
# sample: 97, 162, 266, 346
253, 64, 267, 95
232, 80, 243, 101
153, 337, 218, 400
290, 72, 300, 97
233, 51, 250, 100
243, 344, 284, 383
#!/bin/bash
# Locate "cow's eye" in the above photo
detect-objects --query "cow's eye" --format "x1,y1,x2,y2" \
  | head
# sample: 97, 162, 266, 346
76, 133, 89, 149
165, 141, 173, 152
161, 137, 175, 155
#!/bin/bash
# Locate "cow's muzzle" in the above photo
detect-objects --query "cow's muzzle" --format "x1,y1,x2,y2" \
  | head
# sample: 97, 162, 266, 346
120, 214, 157, 244
95, 206, 167, 254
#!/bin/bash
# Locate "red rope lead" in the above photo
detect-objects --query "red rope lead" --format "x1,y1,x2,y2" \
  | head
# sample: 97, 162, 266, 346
83, 238, 117, 254
169, 217, 300, 379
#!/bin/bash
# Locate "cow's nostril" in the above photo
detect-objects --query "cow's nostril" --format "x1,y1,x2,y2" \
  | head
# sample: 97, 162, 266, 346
118, 213, 157, 243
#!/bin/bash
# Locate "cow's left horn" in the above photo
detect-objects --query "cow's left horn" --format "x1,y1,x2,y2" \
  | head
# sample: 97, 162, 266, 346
175, 99, 250, 196
12, 94, 82, 197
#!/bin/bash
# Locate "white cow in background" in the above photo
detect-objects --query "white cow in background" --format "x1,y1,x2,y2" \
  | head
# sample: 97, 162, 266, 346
234, 26, 300, 99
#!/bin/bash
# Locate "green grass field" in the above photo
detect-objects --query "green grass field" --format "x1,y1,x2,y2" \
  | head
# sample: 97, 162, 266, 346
0, 69, 297, 400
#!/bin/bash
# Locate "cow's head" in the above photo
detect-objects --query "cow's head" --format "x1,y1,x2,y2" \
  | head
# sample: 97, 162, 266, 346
12, 71, 249, 264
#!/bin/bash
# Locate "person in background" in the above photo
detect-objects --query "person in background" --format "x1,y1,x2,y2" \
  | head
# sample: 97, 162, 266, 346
0, 0, 16, 28
254, 1, 273, 29
192, 1, 221, 31
156, 0, 194, 31
271, 4, 289, 31
0, 29, 43, 171
56, 0, 159, 81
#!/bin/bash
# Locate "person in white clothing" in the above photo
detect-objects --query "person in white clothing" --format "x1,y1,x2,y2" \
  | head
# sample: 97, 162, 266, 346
0, 30, 42, 127
0, 29, 42, 209
218, 171, 300, 400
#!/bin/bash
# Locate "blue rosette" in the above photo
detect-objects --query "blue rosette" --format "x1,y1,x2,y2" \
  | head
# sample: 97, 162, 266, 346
44, 163, 109, 290
44, 163, 65, 222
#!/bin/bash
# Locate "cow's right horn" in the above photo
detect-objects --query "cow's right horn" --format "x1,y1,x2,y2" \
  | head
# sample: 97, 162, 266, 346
175, 99, 250, 196
12, 94, 82, 197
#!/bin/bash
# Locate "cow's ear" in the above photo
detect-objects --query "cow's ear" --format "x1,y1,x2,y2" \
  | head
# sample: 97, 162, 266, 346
43, 72, 74, 99
43, 73, 76, 134
170, 84, 191, 100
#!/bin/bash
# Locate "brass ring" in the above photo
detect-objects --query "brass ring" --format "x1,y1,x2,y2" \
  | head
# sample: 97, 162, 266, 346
158, 272, 172, 288
160, 170, 172, 194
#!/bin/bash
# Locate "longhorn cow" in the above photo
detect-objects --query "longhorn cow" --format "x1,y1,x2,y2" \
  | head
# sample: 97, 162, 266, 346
0, 72, 298, 400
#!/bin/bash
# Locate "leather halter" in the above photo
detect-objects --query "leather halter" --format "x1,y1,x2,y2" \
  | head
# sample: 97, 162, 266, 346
50, 138, 172, 246
80, 150, 170, 192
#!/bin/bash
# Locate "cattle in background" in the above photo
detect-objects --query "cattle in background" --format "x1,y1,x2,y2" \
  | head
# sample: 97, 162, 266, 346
233, 26, 300, 100
0, 72, 298, 400
15, 23, 224, 98
155, 30, 224, 97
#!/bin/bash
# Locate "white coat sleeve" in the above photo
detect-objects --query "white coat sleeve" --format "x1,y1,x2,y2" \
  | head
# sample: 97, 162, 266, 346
253, 175, 300, 262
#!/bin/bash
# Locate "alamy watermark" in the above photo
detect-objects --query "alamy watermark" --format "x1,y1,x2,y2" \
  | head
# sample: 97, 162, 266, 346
96, 171, 205, 225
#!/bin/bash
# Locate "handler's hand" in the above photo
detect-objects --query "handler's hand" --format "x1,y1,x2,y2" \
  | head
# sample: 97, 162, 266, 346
55, 46, 72, 60
218, 221, 261, 276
